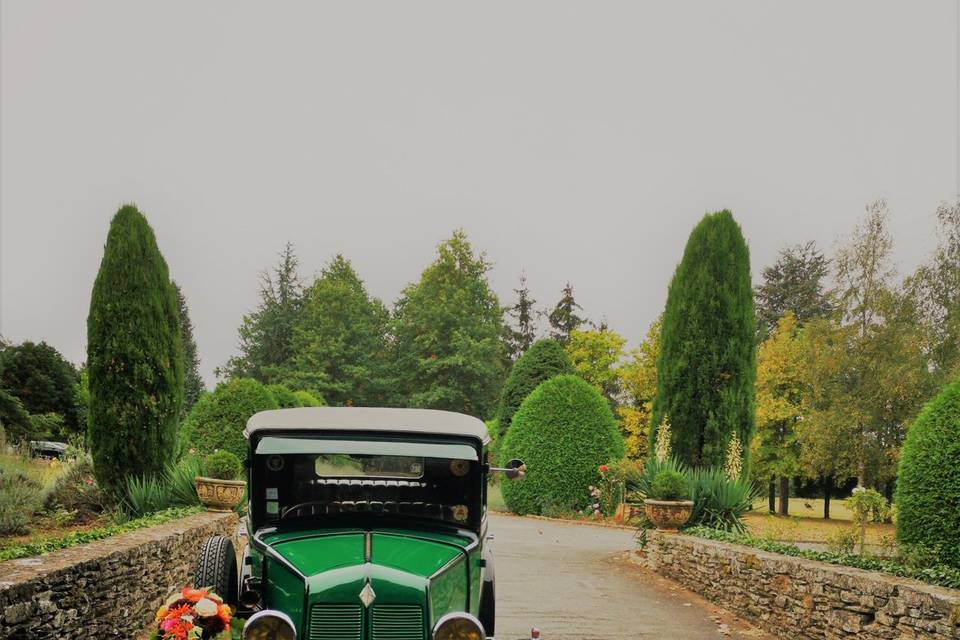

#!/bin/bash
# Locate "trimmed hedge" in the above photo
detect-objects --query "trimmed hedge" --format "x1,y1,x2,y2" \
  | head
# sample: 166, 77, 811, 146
178, 378, 278, 461
895, 377, 960, 568
500, 375, 624, 515
496, 339, 573, 438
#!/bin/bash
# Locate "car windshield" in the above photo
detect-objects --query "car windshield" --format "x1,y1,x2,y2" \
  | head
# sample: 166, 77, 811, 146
250, 439, 483, 530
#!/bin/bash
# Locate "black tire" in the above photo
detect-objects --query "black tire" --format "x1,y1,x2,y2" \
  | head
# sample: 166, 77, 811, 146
479, 578, 495, 636
194, 535, 238, 607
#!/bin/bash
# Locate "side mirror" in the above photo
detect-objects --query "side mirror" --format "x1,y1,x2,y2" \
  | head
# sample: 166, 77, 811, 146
491, 458, 526, 480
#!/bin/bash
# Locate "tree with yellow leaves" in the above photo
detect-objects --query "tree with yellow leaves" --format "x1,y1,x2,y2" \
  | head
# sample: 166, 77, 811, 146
618, 321, 660, 460
753, 312, 807, 516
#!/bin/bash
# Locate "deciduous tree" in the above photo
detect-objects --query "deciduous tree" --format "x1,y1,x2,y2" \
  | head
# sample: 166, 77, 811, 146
619, 320, 660, 460
565, 328, 626, 405
0, 340, 79, 437
392, 230, 507, 418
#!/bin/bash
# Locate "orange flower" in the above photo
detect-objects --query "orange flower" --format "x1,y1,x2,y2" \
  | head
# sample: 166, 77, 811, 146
181, 587, 208, 602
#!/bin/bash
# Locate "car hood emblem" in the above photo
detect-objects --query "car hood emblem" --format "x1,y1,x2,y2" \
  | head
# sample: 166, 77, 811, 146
359, 581, 376, 608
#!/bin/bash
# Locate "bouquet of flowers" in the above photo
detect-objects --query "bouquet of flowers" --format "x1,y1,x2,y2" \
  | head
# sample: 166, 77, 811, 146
151, 587, 233, 640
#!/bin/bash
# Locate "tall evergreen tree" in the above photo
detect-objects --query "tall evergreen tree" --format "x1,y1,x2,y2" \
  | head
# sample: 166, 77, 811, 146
287, 255, 393, 406
506, 273, 538, 360
87, 205, 183, 498
754, 241, 832, 339
496, 338, 573, 438
0, 340, 79, 436
392, 230, 506, 418
651, 210, 756, 469
174, 282, 205, 414
547, 283, 586, 345
220, 242, 303, 383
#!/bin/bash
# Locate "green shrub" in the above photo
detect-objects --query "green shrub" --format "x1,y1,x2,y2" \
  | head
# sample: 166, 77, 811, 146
267, 384, 299, 409
686, 467, 757, 533
635, 456, 686, 499
496, 339, 573, 439
178, 378, 278, 461
293, 390, 324, 407
204, 451, 242, 480
651, 210, 756, 468
45, 453, 106, 522
895, 377, 960, 568
499, 375, 624, 515
0, 472, 44, 535
87, 205, 184, 499
650, 469, 688, 500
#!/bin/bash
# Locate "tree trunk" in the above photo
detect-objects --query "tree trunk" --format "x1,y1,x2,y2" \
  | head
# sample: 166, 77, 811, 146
823, 476, 832, 520
778, 476, 790, 516
768, 481, 776, 513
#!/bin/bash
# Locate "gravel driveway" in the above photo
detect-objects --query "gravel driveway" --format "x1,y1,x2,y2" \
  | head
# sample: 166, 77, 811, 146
489, 513, 773, 640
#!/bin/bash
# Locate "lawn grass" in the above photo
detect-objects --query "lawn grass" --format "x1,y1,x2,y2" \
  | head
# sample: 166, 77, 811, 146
743, 500, 895, 546
0, 449, 65, 489
487, 482, 506, 512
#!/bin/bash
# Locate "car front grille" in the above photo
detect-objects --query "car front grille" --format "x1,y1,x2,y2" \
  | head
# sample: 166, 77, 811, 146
309, 604, 363, 640
371, 604, 425, 640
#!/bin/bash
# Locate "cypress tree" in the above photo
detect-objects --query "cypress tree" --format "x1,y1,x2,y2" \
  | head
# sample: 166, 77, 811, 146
87, 205, 183, 498
495, 338, 573, 438
650, 210, 756, 469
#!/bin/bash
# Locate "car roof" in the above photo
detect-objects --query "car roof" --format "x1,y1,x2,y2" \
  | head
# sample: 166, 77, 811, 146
244, 407, 491, 444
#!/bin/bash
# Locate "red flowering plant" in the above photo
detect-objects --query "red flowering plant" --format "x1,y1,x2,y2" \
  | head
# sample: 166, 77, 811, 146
150, 587, 232, 640
583, 461, 631, 519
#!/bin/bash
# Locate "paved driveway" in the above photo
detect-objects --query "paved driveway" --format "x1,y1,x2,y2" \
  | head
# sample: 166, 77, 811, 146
489, 514, 772, 640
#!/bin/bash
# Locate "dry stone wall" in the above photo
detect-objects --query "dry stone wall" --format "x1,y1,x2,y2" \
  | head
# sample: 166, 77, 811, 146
0, 511, 237, 639
641, 531, 960, 639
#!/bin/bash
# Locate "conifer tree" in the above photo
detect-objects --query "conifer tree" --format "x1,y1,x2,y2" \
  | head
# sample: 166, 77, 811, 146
87, 205, 183, 498
506, 273, 537, 359
174, 282, 205, 414
651, 210, 756, 468
547, 283, 586, 345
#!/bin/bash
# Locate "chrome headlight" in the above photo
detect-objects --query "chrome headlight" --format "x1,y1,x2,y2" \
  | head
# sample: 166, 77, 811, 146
243, 609, 297, 640
432, 612, 485, 640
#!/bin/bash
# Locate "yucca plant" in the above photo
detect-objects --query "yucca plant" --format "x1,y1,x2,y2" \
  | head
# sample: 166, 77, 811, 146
165, 457, 204, 507
122, 475, 172, 517
687, 467, 758, 534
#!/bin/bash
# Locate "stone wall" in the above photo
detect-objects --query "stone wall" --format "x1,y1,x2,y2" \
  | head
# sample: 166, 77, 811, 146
641, 531, 960, 639
0, 511, 238, 639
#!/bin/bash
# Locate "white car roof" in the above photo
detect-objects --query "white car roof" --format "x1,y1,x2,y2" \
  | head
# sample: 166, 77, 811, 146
244, 407, 491, 444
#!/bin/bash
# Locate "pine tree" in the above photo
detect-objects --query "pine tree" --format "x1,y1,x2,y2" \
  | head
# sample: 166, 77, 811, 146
506, 273, 537, 359
547, 283, 586, 345
220, 242, 303, 383
755, 241, 832, 339
87, 205, 183, 498
174, 282, 205, 415
287, 255, 393, 406
651, 210, 756, 469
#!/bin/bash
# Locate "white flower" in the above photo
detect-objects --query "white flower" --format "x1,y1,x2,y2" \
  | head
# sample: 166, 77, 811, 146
194, 598, 218, 617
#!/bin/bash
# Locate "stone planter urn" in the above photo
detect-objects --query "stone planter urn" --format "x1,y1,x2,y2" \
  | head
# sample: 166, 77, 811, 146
194, 477, 246, 512
643, 499, 694, 531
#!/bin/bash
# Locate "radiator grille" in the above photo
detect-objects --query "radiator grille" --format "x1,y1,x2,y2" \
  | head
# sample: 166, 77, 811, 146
370, 604, 425, 640
308, 604, 363, 640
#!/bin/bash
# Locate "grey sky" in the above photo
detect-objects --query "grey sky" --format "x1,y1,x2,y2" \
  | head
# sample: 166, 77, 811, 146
1, 1, 957, 387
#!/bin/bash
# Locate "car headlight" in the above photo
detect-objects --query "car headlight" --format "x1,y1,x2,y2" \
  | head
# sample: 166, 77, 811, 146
432, 612, 485, 640
243, 610, 297, 640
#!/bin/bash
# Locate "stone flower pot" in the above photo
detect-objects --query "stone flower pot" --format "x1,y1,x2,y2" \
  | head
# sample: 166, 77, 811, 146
194, 476, 246, 512
643, 499, 694, 531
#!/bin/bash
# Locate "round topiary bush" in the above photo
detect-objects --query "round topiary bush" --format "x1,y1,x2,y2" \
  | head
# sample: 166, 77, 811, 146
496, 339, 573, 439
267, 384, 300, 409
204, 450, 243, 480
650, 469, 689, 501
499, 374, 625, 515
895, 377, 960, 567
178, 378, 278, 461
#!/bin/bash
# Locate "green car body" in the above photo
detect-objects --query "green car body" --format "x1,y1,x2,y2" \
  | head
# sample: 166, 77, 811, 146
218, 407, 505, 640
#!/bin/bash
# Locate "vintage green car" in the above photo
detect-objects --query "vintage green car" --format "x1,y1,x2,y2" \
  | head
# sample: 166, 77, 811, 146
193, 407, 525, 640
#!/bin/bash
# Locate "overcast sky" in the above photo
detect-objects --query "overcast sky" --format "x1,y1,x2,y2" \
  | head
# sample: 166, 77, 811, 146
2, 1, 958, 386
